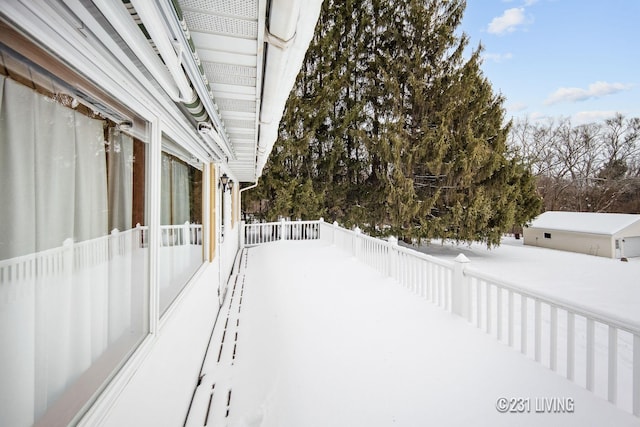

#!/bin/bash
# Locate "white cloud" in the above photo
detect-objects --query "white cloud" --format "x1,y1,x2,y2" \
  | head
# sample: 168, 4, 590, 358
544, 81, 633, 105
523, 0, 538, 5
483, 52, 514, 63
529, 111, 548, 122
572, 111, 619, 125
507, 102, 528, 112
487, 8, 527, 34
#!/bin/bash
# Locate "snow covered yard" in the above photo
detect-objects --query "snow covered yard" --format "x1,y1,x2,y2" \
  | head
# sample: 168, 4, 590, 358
402, 237, 640, 413
189, 240, 639, 426
403, 237, 640, 323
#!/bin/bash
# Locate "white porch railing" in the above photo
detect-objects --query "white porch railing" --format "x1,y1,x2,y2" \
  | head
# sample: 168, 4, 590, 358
160, 222, 202, 246
0, 225, 148, 284
241, 218, 640, 417
242, 219, 321, 246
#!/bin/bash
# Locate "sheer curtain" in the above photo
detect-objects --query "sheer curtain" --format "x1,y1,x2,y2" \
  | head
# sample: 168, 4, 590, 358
172, 160, 190, 225
160, 153, 190, 226
0, 76, 110, 425
161, 153, 172, 227
108, 128, 134, 232
107, 128, 135, 343
0, 74, 38, 427
159, 151, 202, 313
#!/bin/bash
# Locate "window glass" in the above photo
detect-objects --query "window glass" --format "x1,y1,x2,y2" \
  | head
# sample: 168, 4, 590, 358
0, 51, 148, 426
159, 147, 203, 314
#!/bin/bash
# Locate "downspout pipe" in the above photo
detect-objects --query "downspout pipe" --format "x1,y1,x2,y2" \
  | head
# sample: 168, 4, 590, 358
239, 180, 259, 223
239, 181, 259, 195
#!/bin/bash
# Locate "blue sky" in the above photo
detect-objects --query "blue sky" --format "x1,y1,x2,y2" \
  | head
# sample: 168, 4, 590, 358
460, 0, 640, 124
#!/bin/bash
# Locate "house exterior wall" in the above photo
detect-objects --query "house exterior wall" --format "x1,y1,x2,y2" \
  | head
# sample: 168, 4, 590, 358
93, 262, 221, 426
523, 228, 614, 258
0, 4, 244, 426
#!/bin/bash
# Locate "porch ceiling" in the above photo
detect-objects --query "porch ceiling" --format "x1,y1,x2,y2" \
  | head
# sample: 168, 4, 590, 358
175, 0, 322, 183
177, 0, 262, 182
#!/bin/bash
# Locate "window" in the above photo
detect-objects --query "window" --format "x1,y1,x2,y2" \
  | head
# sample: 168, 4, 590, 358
544, 232, 552, 239
0, 47, 149, 426
159, 147, 204, 314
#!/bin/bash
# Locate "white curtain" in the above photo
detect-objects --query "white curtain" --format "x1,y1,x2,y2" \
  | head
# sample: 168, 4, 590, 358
0, 76, 110, 425
160, 153, 190, 226
0, 75, 39, 260
0, 76, 36, 427
108, 128, 134, 232
158, 152, 202, 314
0, 76, 107, 257
106, 129, 135, 343
161, 153, 172, 226
172, 160, 190, 225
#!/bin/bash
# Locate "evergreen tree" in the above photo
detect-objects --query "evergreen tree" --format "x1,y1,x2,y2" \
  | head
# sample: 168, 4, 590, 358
243, 0, 542, 246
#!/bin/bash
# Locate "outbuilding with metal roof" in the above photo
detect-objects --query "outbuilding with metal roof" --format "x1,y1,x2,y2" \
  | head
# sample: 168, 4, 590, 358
523, 211, 640, 258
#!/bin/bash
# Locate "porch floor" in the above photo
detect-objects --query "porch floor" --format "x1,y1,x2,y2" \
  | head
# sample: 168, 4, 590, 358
187, 240, 639, 426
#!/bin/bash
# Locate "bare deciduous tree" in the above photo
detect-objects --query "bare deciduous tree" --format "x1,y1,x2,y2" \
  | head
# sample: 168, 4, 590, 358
509, 114, 640, 213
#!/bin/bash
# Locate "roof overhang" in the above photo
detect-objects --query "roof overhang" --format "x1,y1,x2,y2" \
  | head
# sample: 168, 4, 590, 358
166, 0, 323, 182
0, 0, 322, 182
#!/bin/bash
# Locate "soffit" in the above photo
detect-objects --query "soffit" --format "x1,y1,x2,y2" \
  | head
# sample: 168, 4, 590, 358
178, 0, 262, 182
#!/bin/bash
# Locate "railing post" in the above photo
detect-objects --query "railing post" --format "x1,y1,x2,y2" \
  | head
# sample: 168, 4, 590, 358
452, 253, 470, 317
63, 237, 74, 278
318, 217, 324, 241
608, 326, 618, 404
387, 236, 398, 278
240, 220, 246, 248
280, 218, 286, 241
354, 227, 361, 259
333, 221, 339, 246
110, 228, 120, 258
633, 333, 639, 416
183, 221, 190, 245
135, 223, 142, 248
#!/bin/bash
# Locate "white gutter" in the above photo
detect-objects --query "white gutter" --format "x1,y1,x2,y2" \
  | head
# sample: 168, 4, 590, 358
259, 0, 299, 129
255, 0, 323, 178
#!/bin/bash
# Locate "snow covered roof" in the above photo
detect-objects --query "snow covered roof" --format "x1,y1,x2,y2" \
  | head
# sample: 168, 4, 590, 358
528, 211, 640, 235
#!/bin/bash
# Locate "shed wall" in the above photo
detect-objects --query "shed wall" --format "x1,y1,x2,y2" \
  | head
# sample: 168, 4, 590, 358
621, 237, 640, 257
523, 228, 613, 258
611, 221, 640, 258
614, 221, 640, 239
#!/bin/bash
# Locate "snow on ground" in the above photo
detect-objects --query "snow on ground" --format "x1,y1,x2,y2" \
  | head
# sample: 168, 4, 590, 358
218, 240, 639, 426
402, 237, 640, 324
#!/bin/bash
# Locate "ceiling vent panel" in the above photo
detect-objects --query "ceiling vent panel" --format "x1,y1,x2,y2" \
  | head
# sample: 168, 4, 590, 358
217, 97, 256, 113
203, 62, 256, 87
183, 11, 257, 38
180, 0, 258, 20
224, 119, 255, 129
